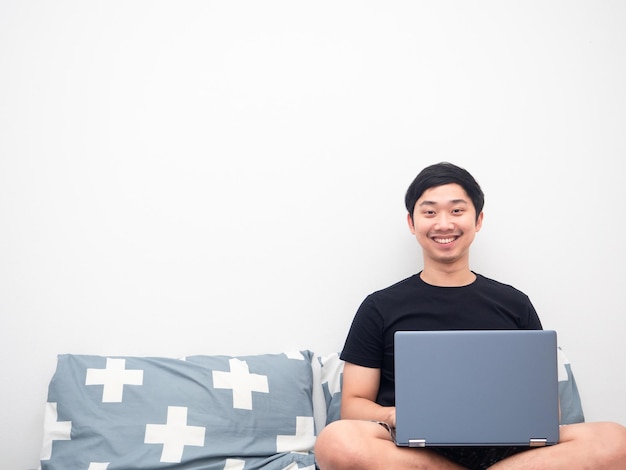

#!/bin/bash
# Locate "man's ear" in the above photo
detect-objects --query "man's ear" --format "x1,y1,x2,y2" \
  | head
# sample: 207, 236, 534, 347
475, 211, 484, 232
407, 213, 416, 235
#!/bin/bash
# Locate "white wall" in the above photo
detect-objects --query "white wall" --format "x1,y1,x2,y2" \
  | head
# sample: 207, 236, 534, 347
1, 2, 625, 468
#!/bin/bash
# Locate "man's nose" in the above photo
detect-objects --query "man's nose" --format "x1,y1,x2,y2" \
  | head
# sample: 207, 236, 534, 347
435, 214, 454, 230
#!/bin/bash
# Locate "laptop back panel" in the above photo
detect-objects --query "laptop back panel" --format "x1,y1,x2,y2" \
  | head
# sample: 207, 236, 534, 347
394, 330, 559, 447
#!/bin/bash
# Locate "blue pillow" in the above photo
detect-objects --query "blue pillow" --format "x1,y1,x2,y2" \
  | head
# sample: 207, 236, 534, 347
557, 348, 585, 425
40, 352, 316, 470
318, 353, 344, 425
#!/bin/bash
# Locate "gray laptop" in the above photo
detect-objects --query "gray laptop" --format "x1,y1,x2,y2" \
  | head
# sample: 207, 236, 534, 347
393, 330, 559, 448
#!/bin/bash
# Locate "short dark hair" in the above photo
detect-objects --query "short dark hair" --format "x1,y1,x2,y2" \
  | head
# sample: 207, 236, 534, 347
405, 162, 484, 221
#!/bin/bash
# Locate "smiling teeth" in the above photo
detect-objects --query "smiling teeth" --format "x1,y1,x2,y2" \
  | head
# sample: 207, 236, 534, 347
434, 237, 456, 244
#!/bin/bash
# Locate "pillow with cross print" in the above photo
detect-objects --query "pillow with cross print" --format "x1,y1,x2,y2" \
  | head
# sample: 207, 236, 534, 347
40, 352, 316, 470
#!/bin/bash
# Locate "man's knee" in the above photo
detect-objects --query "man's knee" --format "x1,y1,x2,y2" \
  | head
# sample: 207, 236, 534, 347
596, 422, 626, 462
315, 420, 386, 470
563, 421, 626, 442
562, 421, 626, 465
315, 421, 342, 459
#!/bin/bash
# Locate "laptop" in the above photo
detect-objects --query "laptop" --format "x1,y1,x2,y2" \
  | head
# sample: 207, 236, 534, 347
393, 330, 559, 448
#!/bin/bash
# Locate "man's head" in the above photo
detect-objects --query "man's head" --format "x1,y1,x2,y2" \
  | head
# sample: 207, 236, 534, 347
405, 163, 485, 274
405, 162, 484, 222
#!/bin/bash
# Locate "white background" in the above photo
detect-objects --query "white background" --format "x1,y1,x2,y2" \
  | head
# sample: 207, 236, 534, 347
1, 2, 625, 468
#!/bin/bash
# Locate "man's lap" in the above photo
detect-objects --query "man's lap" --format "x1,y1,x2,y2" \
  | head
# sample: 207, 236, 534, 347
339, 419, 529, 470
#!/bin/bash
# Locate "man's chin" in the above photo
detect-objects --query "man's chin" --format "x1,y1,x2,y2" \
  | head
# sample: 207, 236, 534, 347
430, 252, 461, 265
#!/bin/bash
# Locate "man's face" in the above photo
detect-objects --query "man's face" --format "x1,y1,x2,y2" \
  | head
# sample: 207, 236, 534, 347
407, 183, 483, 266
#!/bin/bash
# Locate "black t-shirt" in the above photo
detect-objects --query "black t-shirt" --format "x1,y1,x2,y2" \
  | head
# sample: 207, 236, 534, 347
340, 272, 543, 406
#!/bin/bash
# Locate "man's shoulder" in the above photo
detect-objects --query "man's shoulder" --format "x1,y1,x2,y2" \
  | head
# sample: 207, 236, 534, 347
358, 274, 423, 310
474, 273, 530, 299
368, 274, 420, 297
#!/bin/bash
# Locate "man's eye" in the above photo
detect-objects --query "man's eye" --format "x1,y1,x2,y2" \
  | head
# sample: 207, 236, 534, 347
452, 209, 464, 214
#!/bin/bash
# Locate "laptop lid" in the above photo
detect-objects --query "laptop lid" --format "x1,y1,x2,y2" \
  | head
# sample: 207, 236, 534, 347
394, 330, 559, 447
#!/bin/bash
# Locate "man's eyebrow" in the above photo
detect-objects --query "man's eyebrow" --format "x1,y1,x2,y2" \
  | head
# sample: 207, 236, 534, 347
418, 198, 468, 206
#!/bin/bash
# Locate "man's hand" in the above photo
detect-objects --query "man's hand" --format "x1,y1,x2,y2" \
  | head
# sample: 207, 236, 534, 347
383, 406, 396, 428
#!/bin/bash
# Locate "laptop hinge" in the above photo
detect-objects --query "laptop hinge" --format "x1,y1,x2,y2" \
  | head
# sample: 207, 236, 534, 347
529, 438, 547, 447
408, 439, 426, 448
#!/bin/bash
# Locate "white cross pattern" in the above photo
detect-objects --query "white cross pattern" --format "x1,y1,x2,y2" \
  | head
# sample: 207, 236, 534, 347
145, 406, 206, 463
88, 463, 110, 470
284, 351, 305, 360
321, 353, 343, 396
276, 416, 316, 453
212, 358, 269, 410
85, 358, 143, 403
281, 465, 316, 470
223, 458, 246, 470
40, 402, 72, 460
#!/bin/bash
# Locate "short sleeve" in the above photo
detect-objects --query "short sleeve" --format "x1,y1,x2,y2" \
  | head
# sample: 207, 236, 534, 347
340, 296, 385, 369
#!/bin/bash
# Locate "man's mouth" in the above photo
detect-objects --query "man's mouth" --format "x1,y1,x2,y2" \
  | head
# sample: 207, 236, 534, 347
432, 236, 459, 244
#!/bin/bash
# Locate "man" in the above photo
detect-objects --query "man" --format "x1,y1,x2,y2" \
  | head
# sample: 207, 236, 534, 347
315, 163, 626, 469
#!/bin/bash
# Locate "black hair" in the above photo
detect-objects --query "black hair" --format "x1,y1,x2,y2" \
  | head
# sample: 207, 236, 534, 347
405, 162, 484, 221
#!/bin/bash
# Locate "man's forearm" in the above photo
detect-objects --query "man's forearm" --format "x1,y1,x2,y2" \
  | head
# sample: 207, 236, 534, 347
341, 396, 396, 427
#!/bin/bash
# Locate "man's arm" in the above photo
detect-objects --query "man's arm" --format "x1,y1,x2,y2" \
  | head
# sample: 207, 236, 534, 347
340, 362, 396, 427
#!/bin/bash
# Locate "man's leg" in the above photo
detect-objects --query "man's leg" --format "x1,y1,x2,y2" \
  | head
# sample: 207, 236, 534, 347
489, 422, 626, 469
314, 420, 467, 470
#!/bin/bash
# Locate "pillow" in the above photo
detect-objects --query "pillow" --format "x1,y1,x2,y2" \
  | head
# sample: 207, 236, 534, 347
318, 348, 585, 427
310, 352, 327, 433
40, 351, 316, 470
318, 353, 344, 425
557, 347, 585, 425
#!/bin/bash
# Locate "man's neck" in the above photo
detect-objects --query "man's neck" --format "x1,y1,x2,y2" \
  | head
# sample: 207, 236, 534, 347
420, 264, 476, 287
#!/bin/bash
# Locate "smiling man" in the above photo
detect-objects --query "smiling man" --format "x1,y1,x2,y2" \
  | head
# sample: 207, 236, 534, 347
314, 162, 626, 469
408, 180, 483, 284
